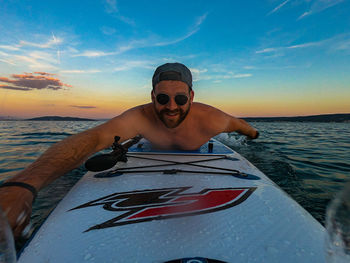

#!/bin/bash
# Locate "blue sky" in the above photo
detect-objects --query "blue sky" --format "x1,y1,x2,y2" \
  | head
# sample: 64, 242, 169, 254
0, 0, 349, 118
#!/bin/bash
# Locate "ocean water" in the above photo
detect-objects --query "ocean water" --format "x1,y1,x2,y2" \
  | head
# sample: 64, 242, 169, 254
0, 120, 349, 248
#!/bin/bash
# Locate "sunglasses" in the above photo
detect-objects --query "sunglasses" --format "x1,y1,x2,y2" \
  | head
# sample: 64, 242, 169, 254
156, 93, 189, 106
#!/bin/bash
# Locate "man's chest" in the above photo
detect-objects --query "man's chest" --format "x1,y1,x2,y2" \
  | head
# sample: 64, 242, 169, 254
143, 126, 210, 150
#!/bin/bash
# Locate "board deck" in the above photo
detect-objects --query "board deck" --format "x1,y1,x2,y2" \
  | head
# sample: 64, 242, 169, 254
18, 139, 326, 262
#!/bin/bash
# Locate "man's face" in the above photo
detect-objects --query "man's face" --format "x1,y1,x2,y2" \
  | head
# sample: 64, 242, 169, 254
152, 80, 194, 128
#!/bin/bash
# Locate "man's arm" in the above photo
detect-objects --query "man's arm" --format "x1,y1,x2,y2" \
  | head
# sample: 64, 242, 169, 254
224, 117, 259, 139
0, 107, 141, 238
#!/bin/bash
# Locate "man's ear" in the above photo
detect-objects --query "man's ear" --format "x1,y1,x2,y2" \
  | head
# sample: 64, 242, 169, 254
151, 90, 155, 102
189, 90, 194, 104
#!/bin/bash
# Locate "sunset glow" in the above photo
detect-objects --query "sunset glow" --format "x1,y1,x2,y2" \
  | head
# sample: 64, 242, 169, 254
1, 0, 349, 119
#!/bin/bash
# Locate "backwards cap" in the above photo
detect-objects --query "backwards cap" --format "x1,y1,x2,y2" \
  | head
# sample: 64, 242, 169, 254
152, 62, 192, 90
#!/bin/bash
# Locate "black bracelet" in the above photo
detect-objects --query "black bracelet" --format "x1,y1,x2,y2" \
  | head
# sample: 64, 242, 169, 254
0, 182, 38, 202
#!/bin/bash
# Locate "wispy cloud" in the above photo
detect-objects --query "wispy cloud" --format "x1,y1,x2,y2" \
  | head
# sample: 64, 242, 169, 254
190, 67, 208, 81
0, 58, 16, 65
70, 105, 97, 109
0, 72, 71, 91
60, 69, 101, 74
100, 26, 117, 35
14, 52, 58, 70
192, 66, 253, 82
232, 73, 252, 78
267, 0, 345, 20
298, 0, 345, 20
256, 39, 326, 54
155, 13, 208, 47
0, 35, 63, 70
256, 47, 277, 54
0, 45, 20, 51
287, 41, 323, 49
74, 13, 208, 58
104, 0, 136, 26
19, 37, 63, 49
72, 50, 116, 58
333, 39, 350, 51
104, 0, 118, 13
113, 60, 154, 72
267, 0, 291, 16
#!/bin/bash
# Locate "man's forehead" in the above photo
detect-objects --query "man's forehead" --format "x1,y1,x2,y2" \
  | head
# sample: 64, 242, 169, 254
154, 80, 189, 93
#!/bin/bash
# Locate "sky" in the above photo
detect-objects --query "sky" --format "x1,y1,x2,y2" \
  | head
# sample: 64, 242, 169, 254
0, 0, 349, 119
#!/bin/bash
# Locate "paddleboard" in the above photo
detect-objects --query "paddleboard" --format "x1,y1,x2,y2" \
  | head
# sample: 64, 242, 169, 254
18, 139, 326, 262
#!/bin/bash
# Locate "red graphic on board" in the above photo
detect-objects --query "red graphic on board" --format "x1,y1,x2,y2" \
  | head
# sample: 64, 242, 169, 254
70, 186, 256, 232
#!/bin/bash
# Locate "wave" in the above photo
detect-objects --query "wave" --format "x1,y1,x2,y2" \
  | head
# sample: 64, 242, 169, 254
14, 132, 72, 137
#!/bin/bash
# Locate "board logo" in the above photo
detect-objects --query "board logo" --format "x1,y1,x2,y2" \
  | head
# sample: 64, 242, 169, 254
70, 186, 256, 232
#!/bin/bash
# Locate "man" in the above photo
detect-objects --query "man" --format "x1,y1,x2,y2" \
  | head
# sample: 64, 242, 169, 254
0, 62, 258, 239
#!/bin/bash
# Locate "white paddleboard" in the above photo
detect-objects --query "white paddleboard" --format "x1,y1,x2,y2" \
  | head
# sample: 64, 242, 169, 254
18, 139, 326, 262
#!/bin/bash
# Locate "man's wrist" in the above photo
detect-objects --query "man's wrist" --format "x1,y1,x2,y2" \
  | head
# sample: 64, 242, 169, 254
254, 130, 259, 139
0, 182, 37, 202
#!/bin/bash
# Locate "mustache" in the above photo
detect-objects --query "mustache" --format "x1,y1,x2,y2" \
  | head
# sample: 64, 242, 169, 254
160, 109, 181, 115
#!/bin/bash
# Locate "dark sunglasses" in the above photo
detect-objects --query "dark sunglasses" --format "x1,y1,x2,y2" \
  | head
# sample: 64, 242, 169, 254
156, 93, 189, 106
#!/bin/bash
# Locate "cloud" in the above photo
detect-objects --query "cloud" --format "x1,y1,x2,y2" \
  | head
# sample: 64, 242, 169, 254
155, 13, 208, 47
0, 72, 72, 91
12, 51, 59, 70
113, 60, 154, 72
256, 39, 327, 54
103, 0, 136, 26
19, 37, 63, 49
117, 15, 136, 26
232, 73, 252, 78
298, 0, 345, 20
104, 0, 118, 14
60, 69, 101, 74
70, 105, 97, 109
100, 26, 117, 35
334, 39, 350, 51
267, 0, 291, 16
256, 48, 277, 54
0, 58, 16, 65
0, 45, 20, 51
190, 67, 208, 81
287, 41, 323, 49
75, 13, 208, 58
72, 50, 116, 58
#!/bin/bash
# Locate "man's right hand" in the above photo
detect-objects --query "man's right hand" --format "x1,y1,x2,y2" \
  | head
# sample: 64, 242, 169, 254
0, 186, 34, 240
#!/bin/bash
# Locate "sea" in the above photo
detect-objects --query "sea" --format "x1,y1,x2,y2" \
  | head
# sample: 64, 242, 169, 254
0, 120, 349, 249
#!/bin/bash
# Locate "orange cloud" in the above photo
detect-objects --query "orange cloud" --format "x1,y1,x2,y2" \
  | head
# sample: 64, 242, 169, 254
0, 72, 72, 91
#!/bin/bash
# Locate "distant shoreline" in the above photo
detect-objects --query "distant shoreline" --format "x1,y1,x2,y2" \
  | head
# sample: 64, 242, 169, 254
0, 116, 98, 121
242, 113, 350, 123
0, 113, 350, 122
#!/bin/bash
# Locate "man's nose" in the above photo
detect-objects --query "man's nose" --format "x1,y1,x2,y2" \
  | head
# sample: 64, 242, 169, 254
166, 97, 178, 110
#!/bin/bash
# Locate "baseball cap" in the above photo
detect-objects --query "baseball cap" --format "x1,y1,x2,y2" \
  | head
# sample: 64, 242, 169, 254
152, 63, 192, 90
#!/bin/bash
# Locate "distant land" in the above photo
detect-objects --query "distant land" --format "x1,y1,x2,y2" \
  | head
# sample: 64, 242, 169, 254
0, 113, 349, 122
28, 116, 97, 121
243, 113, 350, 123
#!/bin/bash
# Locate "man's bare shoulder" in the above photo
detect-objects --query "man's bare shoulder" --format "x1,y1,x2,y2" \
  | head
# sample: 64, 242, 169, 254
191, 102, 233, 133
112, 103, 152, 121
191, 102, 227, 117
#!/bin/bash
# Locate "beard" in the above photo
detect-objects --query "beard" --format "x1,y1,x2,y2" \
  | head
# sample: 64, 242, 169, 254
154, 104, 190, 128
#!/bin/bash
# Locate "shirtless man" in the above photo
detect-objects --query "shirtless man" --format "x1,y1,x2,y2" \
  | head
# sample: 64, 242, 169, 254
0, 62, 259, 239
